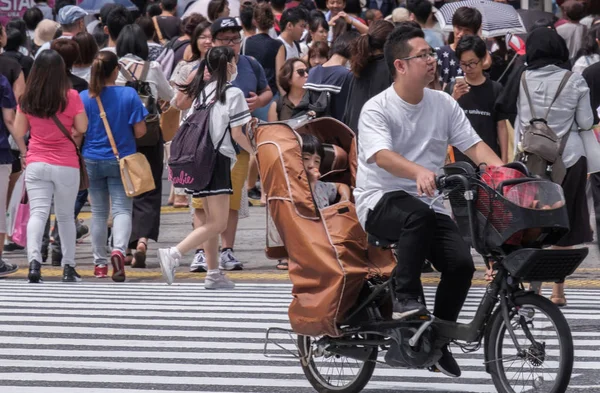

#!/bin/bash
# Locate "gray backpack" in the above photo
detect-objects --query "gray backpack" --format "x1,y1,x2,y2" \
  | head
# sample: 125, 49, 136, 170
516, 71, 573, 184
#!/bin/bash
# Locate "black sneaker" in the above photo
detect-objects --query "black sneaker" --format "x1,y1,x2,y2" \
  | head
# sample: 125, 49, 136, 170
433, 345, 461, 378
28, 260, 42, 283
62, 265, 82, 282
0, 259, 18, 277
4, 242, 24, 252
51, 249, 63, 267
392, 297, 427, 320
248, 187, 262, 200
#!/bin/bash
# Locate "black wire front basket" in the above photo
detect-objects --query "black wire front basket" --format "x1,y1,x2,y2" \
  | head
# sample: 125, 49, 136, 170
442, 164, 570, 256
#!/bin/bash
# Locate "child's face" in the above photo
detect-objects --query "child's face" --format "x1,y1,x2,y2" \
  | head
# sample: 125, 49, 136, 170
303, 152, 321, 184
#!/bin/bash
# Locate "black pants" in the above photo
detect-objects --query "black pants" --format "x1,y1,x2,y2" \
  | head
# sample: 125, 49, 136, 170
366, 191, 475, 322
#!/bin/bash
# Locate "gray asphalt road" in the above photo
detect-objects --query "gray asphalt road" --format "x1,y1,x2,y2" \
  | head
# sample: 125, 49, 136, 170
0, 282, 597, 392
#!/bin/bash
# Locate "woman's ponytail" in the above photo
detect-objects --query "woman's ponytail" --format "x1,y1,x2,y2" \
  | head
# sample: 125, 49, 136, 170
350, 20, 394, 78
89, 51, 119, 98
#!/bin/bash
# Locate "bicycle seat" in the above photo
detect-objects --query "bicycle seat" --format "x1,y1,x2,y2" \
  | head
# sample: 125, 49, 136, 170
368, 233, 397, 248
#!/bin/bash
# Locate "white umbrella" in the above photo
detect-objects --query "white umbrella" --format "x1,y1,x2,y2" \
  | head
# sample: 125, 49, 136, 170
435, 0, 526, 38
182, 0, 241, 19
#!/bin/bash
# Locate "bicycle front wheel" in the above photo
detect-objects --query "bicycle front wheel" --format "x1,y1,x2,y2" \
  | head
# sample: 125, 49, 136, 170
486, 293, 574, 393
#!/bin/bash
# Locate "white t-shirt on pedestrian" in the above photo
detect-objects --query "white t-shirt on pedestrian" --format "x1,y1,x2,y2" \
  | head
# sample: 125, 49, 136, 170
278, 36, 300, 60
354, 86, 481, 227
189, 81, 251, 168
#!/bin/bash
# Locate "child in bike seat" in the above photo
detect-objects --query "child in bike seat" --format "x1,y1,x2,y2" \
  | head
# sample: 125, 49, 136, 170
301, 133, 351, 209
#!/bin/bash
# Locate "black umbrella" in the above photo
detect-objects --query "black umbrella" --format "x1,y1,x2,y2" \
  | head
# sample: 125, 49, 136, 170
517, 8, 559, 32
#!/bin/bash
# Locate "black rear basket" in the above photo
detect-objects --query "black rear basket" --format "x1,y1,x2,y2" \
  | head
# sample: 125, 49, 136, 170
502, 248, 589, 282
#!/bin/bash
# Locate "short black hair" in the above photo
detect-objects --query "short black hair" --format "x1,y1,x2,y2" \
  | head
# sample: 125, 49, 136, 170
452, 7, 482, 33
301, 133, 324, 159
331, 31, 358, 59
23, 8, 44, 31
271, 0, 286, 12
455, 34, 487, 60
406, 0, 432, 25
279, 7, 307, 31
240, 3, 255, 30
5, 28, 25, 52
383, 23, 425, 77
106, 5, 133, 41
160, 0, 177, 12
116, 24, 149, 60
7, 19, 27, 37
344, 0, 361, 15
456, 35, 487, 61
100, 3, 118, 25
146, 2, 162, 17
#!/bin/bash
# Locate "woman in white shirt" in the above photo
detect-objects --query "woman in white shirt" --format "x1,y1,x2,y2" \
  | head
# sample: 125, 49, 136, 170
158, 46, 253, 290
116, 24, 174, 269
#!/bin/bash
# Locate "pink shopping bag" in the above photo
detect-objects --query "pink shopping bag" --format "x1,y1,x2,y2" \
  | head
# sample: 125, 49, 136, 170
12, 187, 29, 247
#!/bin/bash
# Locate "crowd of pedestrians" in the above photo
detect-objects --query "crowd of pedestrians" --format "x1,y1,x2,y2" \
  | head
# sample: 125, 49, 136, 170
0, 0, 596, 304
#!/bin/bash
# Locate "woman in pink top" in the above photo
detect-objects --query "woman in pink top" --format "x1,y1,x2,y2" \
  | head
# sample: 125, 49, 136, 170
14, 50, 89, 284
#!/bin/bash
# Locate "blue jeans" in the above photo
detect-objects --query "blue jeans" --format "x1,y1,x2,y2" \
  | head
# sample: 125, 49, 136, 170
85, 159, 132, 265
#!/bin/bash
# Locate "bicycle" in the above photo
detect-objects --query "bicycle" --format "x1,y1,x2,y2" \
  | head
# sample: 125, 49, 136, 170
264, 162, 588, 393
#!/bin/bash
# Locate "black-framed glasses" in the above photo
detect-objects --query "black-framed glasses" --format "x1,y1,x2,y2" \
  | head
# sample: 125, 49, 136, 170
215, 37, 242, 45
401, 51, 438, 62
459, 59, 482, 70
296, 68, 308, 77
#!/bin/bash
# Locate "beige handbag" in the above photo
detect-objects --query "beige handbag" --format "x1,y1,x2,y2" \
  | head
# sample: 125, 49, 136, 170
96, 97, 156, 197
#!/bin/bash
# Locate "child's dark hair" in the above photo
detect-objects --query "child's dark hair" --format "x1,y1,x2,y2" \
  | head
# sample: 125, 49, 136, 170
301, 133, 324, 159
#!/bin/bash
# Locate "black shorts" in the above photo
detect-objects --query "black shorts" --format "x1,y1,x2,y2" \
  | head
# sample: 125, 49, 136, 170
185, 152, 233, 198
10, 149, 20, 174
557, 157, 592, 247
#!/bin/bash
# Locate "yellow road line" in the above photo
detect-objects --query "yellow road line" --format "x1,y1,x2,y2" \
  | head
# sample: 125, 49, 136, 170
7, 269, 600, 287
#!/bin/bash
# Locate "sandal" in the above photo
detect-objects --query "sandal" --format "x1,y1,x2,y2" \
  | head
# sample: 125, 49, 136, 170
132, 241, 147, 268
124, 252, 133, 266
551, 296, 567, 307
276, 260, 289, 270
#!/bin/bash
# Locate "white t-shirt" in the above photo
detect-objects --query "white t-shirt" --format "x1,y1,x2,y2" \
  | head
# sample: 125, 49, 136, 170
354, 86, 481, 227
188, 82, 251, 167
278, 36, 300, 60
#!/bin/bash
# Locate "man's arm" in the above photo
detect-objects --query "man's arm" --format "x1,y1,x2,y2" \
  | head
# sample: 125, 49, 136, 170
372, 150, 437, 197
463, 141, 504, 167
497, 120, 509, 163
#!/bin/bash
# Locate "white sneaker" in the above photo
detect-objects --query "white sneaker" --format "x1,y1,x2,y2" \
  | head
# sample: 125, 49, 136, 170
219, 249, 243, 271
190, 250, 207, 272
205, 271, 235, 290
157, 248, 180, 285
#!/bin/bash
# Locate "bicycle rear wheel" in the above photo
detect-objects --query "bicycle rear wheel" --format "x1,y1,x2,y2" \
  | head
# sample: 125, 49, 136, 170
298, 334, 378, 393
486, 293, 574, 393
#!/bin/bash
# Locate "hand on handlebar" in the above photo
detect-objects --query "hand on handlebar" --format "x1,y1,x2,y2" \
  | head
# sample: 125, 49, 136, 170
416, 167, 437, 197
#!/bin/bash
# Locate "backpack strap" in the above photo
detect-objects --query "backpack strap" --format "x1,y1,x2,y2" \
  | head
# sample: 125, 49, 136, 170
520, 72, 538, 120
294, 41, 301, 55
152, 17, 166, 44
544, 71, 573, 119
118, 60, 150, 83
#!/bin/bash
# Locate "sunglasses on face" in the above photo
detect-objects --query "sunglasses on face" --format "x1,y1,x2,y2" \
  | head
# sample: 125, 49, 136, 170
296, 68, 308, 77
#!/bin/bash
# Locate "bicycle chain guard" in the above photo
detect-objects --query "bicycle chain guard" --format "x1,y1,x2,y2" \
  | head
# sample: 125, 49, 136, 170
383, 326, 441, 368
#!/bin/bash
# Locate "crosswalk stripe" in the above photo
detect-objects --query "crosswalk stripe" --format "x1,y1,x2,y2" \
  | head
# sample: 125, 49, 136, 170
0, 282, 598, 392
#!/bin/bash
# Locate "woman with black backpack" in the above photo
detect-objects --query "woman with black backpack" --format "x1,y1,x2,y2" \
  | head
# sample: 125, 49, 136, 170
116, 24, 173, 270
158, 46, 253, 290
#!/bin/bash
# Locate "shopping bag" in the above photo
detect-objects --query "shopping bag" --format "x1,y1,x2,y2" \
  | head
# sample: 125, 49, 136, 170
12, 187, 29, 247
6, 172, 24, 237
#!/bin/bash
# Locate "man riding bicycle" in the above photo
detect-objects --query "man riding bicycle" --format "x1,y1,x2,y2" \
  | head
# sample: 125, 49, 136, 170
355, 24, 504, 378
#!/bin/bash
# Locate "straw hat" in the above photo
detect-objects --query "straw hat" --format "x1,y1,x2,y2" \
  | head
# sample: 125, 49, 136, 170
34, 20, 60, 47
